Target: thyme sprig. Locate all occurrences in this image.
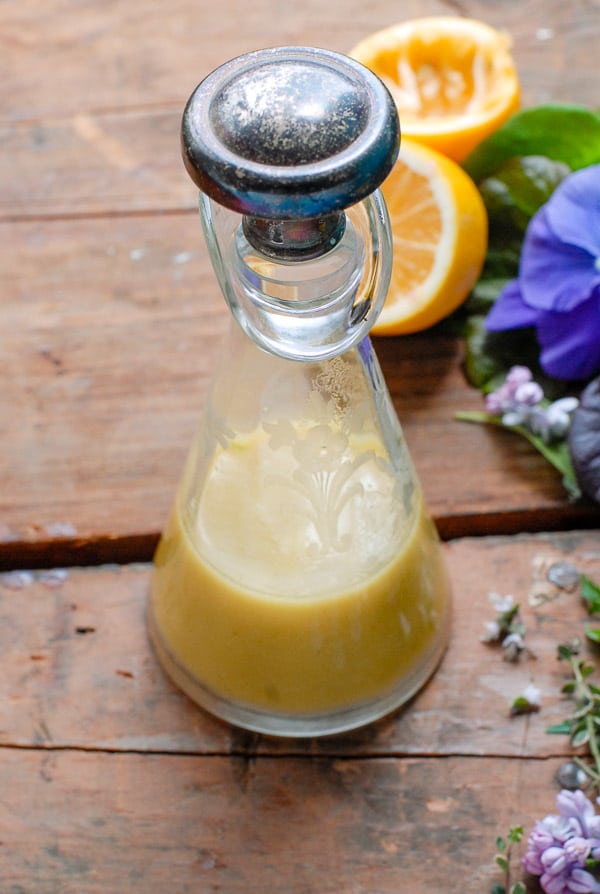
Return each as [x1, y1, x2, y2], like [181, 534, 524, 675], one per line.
[545, 577, 600, 792]
[492, 827, 526, 894]
[490, 572, 600, 893]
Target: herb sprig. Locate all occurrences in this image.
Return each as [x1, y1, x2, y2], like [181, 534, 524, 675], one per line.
[546, 640, 600, 788]
[492, 827, 526, 894]
[490, 572, 600, 893]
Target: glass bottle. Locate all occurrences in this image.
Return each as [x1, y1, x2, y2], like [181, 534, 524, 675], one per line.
[149, 47, 451, 737]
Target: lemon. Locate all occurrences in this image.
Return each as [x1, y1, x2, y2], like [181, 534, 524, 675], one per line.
[373, 138, 487, 336]
[350, 17, 520, 162]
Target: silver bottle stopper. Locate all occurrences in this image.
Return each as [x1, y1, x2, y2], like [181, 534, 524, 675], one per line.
[181, 46, 400, 260]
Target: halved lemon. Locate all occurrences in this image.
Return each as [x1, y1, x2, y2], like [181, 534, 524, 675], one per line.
[373, 137, 487, 336]
[350, 17, 520, 162]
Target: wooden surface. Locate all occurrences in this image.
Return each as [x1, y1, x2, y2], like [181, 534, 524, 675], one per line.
[2, 0, 600, 891]
[3, 0, 600, 567]
[2, 533, 600, 892]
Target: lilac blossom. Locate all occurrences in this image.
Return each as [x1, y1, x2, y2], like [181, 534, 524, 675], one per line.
[485, 366, 540, 416]
[556, 790, 600, 841]
[523, 790, 600, 893]
[489, 592, 516, 614]
[485, 366, 578, 441]
[521, 683, 541, 708]
[529, 397, 580, 441]
[486, 164, 600, 382]
[502, 631, 526, 662]
[480, 592, 516, 642]
[480, 619, 501, 642]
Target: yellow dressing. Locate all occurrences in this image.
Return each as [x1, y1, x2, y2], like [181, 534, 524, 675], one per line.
[151, 427, 450, 719]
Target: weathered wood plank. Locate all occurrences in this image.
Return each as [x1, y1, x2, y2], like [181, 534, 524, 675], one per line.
[0, 109, 196, 220]
[0, 215, 225, 563]
[2, 4, 600, 892]
[3, 0, 595, 122]
[1, 216, 598, 565]
[0, 749, 572, 894]
[2, 0, 600, 554]
[1, 530, 598, 756]
[2, 0, 599, 219]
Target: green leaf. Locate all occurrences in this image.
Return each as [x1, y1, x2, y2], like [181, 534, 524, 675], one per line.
[492, 885, 507, 894]
[463, 104, 600, 182]
[546, 721, 573, 735]
[571, 726, 590, 747]
[511, 695, 539, 716]
[495, 855, 509, 871]
[513, 428, 580, 499]
[479, 155, 570, 234]
[461, 316, 544, 392]
[585, 625, 600, 645]
[462, 316, 506, 390]
[496, 836, 507, 852]
[461, 277, 513, 317]
[454, 412, 581, 499]
[480, 242, 522, 281]
[562, 680, 576, 694]
[507, 826, 524, 843]
[573, 703, 594, 721]
[473, 156, 570, 305]
[582, 575, 600, 614]
[511, 883, 527, 894]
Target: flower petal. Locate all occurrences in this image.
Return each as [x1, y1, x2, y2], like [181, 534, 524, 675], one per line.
[569, 868, 600, 894]
[536, 291, 600, 381]
[545, 164, 600, 258]
[520, 208, 600, 312]
[485, 280, 539, 331]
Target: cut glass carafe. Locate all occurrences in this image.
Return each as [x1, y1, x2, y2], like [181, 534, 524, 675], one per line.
[149, 47, 451, 737]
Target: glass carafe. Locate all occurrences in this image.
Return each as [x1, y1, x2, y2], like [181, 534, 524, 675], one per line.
[149, 47, 451, 737]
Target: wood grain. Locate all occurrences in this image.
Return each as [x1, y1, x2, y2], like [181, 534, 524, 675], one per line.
[2, 0, 600, 562]
[3, 3, 600, 891]
[2, 0, 597, 122]
[2, 214, 598, 567]
[2, 0, 599, 221]
[0, 749, 566, 894]
[1, 530, 598, 757]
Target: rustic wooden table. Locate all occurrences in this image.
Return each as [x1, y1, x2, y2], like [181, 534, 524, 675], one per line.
[2, 0, 600, 891]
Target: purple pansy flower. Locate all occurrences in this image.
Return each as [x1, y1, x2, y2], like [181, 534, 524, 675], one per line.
[486, 164, 600, 382]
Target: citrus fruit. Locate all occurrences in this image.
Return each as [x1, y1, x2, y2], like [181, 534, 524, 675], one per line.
[372, 137, 487, 336]
[350, 17, 520, 162]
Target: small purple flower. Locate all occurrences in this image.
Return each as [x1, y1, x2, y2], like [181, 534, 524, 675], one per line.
[524, 817, 573, 874]
[523, 790, 600, 893]
[502, 631, 526, 661]
[489, 592, 516, 613]
[485, 365, 537, 415]
[530, 397, 580, 441]
[557, 790, 600, 840]
[485, 366, 578, 441]
[485, 365, 544, 426]
[480, 619, 501, 642]
[486, 164, 600, 382]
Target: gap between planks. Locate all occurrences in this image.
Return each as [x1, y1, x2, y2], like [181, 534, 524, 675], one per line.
[2, 507, 599, 571]
[0, 741, 573, 763]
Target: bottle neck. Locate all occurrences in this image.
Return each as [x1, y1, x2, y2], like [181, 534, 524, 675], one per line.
[199, 191, 392, 362]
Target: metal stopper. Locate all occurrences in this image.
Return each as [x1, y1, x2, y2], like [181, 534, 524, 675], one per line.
[181, 46, 399, 259]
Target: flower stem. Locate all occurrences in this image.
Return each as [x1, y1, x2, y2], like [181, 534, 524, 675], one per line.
[587, 713, 600, 784]
[567, 653, 600, 790]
